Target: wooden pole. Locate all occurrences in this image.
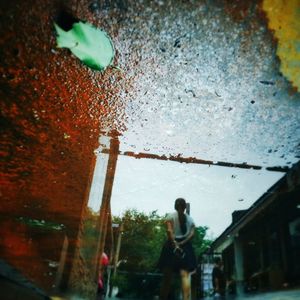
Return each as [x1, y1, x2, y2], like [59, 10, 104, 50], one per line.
[113, 223, 124, 276]
[108, 223, 124, 297]
[188, 203, 198, 300]
[186, 202, 190, 215]
[97, 133, 119, 274]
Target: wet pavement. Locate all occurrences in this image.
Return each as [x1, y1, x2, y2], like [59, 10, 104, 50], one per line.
[102, 289, 300, 300]
[1, 0, 300, 299]
[44, 287, 300, 299]
[203, 289, 300, 300]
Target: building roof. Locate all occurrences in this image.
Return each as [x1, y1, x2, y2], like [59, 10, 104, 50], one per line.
[210, 161, 300, 252]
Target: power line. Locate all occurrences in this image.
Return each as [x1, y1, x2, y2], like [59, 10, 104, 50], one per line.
[101, 149, 289, 172]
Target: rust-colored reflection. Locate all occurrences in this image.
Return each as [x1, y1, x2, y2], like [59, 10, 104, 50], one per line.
[0, 0, 124, 297]
[0, 217, 67, 291]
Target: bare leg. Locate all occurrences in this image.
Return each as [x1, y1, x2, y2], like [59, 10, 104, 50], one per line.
[160, 268, 172, 300]
[180, 269, 191, 300]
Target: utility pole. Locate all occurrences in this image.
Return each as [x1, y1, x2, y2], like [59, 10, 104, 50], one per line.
[186, 202, 190, 215]
[108, 223, 124, 297]
[188, 202, 198, 300]
[113, 223, 124, 276]
[96, 131, 119, 282]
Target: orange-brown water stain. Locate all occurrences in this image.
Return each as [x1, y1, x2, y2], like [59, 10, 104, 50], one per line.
[221, 0, 299, 94]
[221, 0, 269, 48]
[0, 0, 129, 292]
[222, 0, 257, 23]
[0, 217, 67, 290]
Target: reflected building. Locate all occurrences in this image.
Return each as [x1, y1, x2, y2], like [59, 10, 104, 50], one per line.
[0, 130, 119, 299]
[209, 161, 300, 296]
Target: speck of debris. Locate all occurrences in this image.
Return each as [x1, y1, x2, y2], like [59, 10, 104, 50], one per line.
[184, 89, 196, 97]
[259, 80, 275, 85]
[174, 38, 181, 48]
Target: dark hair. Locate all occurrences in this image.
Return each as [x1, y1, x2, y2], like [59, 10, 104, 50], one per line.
[174, 198, 187, 235]
[174, 198, 187, 211]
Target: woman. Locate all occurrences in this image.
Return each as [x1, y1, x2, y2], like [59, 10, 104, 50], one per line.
[158, 198, 197, 300]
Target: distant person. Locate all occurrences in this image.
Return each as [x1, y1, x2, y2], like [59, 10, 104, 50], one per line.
[212, 257, 226, 298]
[158, 198, 197, 300]
[97, 252, 109, 300]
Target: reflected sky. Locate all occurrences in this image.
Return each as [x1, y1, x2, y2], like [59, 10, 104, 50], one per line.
[109, 155, 284, 238]
[86, 0, 299, 240]
[100, 0, 300, 236]
[106, 0, 300, 168]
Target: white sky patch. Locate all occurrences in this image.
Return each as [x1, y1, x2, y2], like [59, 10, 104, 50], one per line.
[109, 155, 284, 239]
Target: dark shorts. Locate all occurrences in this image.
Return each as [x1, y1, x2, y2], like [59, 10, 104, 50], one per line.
[157, 239, 197, 273]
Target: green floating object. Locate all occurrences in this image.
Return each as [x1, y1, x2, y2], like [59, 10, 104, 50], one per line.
[54, 21, 115, 71]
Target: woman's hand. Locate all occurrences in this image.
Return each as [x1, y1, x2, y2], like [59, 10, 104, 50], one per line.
[172, 240, 179, 247]
[177, 240, 184, 246]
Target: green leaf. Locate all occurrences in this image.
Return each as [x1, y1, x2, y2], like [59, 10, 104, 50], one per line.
[54, 21, 115, 71]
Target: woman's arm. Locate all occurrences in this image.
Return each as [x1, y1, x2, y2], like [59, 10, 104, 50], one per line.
[166, 220, 174, 240]
[166, 219, 178, 247]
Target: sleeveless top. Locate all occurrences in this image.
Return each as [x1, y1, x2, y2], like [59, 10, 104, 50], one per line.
[166, 211, 195, 239]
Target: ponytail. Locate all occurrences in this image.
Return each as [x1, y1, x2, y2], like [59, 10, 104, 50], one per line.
[178, 211, 187, 235]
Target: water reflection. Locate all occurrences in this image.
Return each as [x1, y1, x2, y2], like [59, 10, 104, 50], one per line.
[0, 216, 68, 295]
[1, 0, 300, 299]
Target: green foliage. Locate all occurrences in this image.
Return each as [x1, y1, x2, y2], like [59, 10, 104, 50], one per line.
[192, 226, 212, 257]
[112, 209, 212, 298]
[54, 21, 115, 71]
[113, 209, 166, 272]
[111, 273, 128, 291]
